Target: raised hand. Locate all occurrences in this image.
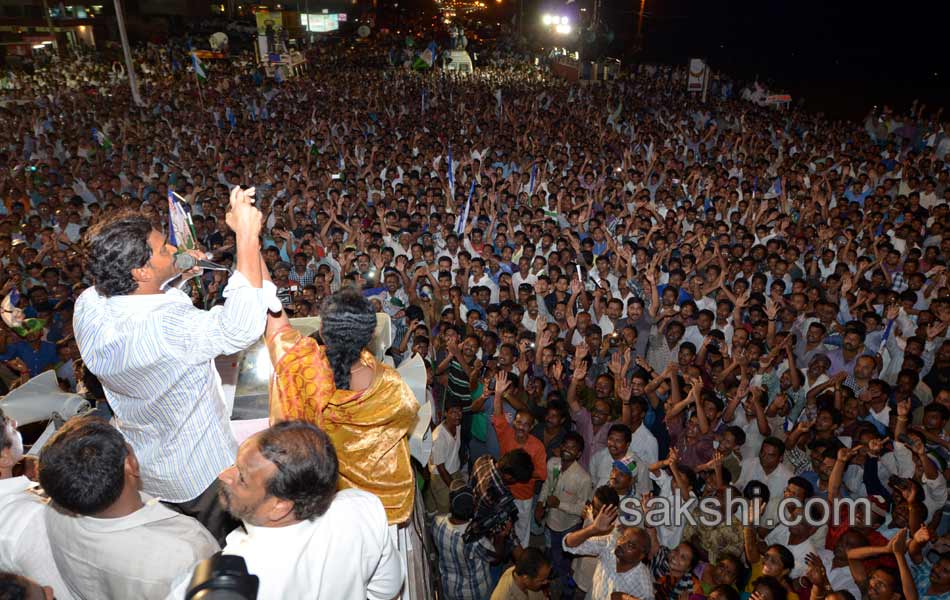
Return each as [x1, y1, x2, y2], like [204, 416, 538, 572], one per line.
[572, 359, 589, 382]
[495, 370, 512, 398]
[804, 552, 828, 586]
[888, 528, 908, 555]
[592, 504, 618, 534]
[609, 351, 624, 376]
[617, 375, 632, 402]
[912, 524, 932, 546]
[226, 186, 262, 240]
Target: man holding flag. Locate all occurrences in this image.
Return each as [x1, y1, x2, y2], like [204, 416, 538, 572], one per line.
[73, 186, 280, 543]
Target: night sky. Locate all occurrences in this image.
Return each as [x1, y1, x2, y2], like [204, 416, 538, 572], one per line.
[603, 0, 947, 120]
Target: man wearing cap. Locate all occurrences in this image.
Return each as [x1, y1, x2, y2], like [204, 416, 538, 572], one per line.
[432, 481, 498, 600]
[590, 424, 651, 495]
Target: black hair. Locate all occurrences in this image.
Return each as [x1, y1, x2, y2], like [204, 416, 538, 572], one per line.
[514, 547, 550, 578]
[497, 449, 534, 483]
[787, 476, 814, 499]
[562, 431, 585, 453]
[924, 403, 949, 420]
[761, 436, 786, 456]
[607, 423, 633, 444]
[83, 210, 153, 297]
[743, 480, 771, 503]
[318, 289, 378, 389]
[0, 573, 32, 600]
[724, 425, 746, 446]
[38, 416, 127, 515]
[710, 585, 740, 600]
[257, 421, 339, 521]
[752, 576, 788, 600]
[593, 484, 620, 508]
[769, 544, 795, 571]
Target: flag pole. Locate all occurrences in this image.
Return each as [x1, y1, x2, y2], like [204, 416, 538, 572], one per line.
[194, 72, 205, 107]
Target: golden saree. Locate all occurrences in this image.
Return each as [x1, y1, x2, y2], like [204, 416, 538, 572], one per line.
[267, 326, 420, 525]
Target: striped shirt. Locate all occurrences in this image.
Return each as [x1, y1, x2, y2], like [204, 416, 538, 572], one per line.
[445, 359, 474, 410]
[432, 515, 493, 600]
[74, 272, 274, 502]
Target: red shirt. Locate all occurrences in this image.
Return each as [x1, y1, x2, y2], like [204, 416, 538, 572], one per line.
[492, 414, 547, 500]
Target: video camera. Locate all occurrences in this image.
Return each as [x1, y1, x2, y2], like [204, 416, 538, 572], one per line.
[185, 553, 259, 600]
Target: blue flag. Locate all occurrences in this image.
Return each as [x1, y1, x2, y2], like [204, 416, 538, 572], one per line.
[447, 146, 455, 198]
[455, 180, 476, 235]
[529, 163, 537, 194]
[226, 107, 236, 129]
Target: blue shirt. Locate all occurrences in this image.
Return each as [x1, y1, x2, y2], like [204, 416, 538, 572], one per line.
[0, 340, 58, 377]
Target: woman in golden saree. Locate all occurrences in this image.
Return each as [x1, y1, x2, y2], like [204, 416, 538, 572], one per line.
[266, 288, 419, 525]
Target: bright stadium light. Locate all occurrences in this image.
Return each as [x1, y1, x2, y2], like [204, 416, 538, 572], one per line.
[542, 14, 553, 25]
[555, 23, 571, 34]
[560, 15, 568, 24]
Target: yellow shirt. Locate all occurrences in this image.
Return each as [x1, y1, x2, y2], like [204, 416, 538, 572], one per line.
[490, 567, 546, 600]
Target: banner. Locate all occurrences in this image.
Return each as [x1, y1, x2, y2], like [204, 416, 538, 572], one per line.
[687, 58, 707, 92]
[765, 94, 792, 105]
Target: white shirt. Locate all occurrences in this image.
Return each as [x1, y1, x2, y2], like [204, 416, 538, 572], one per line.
[764, 524, 823, 578]
[921, 472, 948, 523]
[736, 458, 792, 528]
[169, 489, 403, 600]
[48, 494, 218, 600]
[0, 477, 74, 600]
[512, 271, 538, 290]
[566, 533, 655, 600]
[468, 273, 500, 304]
[629, 423, 659, 467]
[816, 549, 862, 600]
[538, 458, 593, 532]
[74, 272, 277, 502]
[430, 422, 461, 476]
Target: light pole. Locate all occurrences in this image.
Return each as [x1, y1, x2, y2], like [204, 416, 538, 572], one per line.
[40, 0, 60, 56]
[636, 0, 646, 40]
[113, 0, 143, 106]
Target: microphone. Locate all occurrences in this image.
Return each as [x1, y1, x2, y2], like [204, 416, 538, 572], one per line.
[174, 253, 231, 272]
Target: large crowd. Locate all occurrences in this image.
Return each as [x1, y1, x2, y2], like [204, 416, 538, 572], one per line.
[0, 27, 948, 600]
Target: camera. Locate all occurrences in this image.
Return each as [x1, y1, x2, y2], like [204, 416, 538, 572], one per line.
[185, 554, 259, 600]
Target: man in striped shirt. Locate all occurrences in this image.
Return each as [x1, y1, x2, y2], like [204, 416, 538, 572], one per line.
[74, 186, 277, 542]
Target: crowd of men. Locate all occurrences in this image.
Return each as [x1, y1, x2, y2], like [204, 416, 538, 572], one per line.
[0, 26, 949, 600]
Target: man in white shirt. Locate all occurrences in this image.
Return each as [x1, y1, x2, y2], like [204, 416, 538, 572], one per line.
[39, 416, 219, 600]
[170, 420, 404, 600]
[428, 404, 463, 514]
[736, 436, 793, 529]
[536, 433, 593, 595]
[74, 186, 277, 541]
[625, 397, 659, 467]
[564, 505, 655, 600]
[0, 411, 73, 600]
[468, 257, 500, 304]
